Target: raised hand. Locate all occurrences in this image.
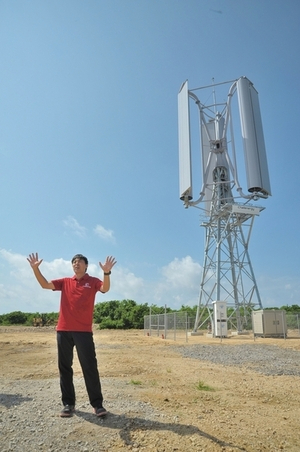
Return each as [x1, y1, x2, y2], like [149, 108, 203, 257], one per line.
[27, 252, 43, 269]
[99, 256, 117, 274]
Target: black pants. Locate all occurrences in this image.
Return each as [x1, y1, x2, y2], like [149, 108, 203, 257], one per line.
[57, 331, 103, 408]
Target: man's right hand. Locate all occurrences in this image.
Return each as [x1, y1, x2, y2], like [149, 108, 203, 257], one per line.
[27, 253, 43, 269]
[27, 253, 54, 289]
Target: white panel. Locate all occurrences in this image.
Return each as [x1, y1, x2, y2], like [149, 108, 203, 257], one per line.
[178, 81, 193, 200]
[231, 205, 261, 215]
[237, 77, 271, 196]
[212, 301, 227, 336]
[252, 310, 264, 334]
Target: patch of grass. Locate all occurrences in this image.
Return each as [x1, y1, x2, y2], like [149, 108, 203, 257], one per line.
[129, 379, 142, 386]
[195, 380, 215, 392]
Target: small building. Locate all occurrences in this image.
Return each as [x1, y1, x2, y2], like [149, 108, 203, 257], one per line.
[252, 309, 287, 338]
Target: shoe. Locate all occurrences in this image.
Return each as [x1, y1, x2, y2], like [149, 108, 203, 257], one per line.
[60, 404, 75, 417]
[94, 406, 108, 417]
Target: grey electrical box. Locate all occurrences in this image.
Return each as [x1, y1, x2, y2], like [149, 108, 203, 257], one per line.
[252, 310, 287, 337]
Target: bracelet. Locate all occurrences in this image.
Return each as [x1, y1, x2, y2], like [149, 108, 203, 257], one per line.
[104, 271, 111, 276]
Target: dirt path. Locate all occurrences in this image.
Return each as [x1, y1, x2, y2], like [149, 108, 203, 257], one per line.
[1, 326, 300, 451]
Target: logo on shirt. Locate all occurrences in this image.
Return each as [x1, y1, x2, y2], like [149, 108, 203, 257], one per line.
[83, 283, 91, 289]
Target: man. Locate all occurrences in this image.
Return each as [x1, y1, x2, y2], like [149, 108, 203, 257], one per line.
[27, 252, 117, 418]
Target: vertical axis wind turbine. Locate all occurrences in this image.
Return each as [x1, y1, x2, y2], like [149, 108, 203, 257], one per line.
[178, 77, 271, 334]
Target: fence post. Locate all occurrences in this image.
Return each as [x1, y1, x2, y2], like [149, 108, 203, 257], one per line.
[282, 310, 286, 340]
[164, 305, 167, 340]
[174, 312, 176, 341]
[185, 312, 188, 343]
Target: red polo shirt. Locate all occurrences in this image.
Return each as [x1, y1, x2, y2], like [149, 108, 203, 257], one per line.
[52, 274, 103, 332]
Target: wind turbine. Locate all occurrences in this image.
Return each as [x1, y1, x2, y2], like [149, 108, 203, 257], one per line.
[178, 77, 271, 335]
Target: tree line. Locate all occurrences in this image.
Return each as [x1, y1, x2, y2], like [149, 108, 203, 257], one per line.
[0, 300, 299, 329]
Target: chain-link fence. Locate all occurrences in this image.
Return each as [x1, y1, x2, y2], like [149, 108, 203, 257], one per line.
[286, 314, 300, 336]
[144, 312, 195, 342]
[144, 312, 300, 341]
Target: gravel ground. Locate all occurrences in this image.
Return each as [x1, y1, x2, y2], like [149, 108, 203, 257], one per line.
[0, 376, 169, 452]
[172, 343, 300, 376]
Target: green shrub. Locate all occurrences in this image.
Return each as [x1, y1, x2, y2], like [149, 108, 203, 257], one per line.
[94, 299, 150, 329]
[4, 311, 28, 324]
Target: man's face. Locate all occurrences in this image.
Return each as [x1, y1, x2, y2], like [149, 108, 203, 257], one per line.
[72, 258, 88, 274]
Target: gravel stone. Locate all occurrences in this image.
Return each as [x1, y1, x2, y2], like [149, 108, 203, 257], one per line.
[171, 343, 300, 376]
[0, 376, 168, 452]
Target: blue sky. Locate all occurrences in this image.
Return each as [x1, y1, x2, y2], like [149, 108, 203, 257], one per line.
[0, 0, 299, 314]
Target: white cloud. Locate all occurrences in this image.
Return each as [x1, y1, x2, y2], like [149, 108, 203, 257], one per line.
[161, 256, 202, 289]
[152, 256, 202, 309]
[94, 224, 115, 243]
[62, 217, 115, 243]
[63, 216, 87, 238]
[103, 266, 145, 301]
[98, 256, 203, 310]
[0, 249, 63, 313]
